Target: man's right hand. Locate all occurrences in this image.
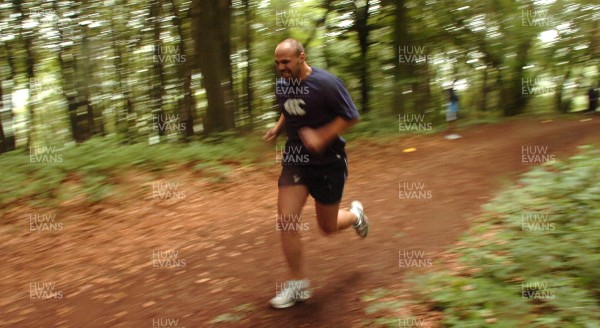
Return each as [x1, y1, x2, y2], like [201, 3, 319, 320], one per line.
[263, 128, 278, 144]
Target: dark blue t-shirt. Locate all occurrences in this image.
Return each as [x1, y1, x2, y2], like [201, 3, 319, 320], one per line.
[275, 67, 359, 165]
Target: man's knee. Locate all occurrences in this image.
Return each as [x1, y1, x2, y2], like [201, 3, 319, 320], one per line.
[318, 226, 336, 236]
[315, 202, 340, 236]
[317, 219, 337, 236]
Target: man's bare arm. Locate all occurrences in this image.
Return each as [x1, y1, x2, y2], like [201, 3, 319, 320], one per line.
[299, 116, 358, 154]
[263, 114, 286, 143]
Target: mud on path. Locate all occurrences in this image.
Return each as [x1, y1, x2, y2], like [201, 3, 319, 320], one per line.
[1, 116, 599, 328]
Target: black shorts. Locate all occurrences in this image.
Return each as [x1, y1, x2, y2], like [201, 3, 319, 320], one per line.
[278, 155, 348, 205]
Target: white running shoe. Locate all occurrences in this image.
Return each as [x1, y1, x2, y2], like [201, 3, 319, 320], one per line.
[269, 279, 311, 309]
[351, 201, 369, 238]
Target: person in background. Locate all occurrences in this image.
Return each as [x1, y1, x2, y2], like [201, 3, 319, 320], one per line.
[445, 84, 461, 140]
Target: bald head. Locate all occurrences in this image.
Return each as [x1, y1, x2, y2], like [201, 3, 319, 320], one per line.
[275, 38, 305, 56]
[274, 38, 310, 79]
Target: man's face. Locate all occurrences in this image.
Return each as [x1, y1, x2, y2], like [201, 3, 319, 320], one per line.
[274, 45, 304, 79]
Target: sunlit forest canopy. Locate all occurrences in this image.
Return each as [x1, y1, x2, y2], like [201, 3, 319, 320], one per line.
[0, 0, 597, 151]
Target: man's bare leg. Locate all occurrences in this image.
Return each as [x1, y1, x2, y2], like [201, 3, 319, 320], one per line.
[315, 202, 357, 235]
[278, 185, 309, 280]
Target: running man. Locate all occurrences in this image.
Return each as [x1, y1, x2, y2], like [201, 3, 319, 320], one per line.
[263, 38, 369, 309]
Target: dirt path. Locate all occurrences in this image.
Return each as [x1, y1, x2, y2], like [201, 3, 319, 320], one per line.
[1, 116, 599, 328]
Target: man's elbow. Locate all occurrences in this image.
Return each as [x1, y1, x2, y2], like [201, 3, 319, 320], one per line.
[346, 117, 359, 127]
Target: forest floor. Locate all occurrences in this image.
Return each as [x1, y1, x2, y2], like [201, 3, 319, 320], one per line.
[1, 114, 600, 328]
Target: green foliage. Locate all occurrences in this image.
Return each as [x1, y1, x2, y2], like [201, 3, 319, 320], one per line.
[0, 135, 263, 206]
[345, 113, 401, 140]
[359, 288, 406, 327]
[2, 0, 598, 152]
[360, 288, 392, 302]
[410, 145, 600, 326]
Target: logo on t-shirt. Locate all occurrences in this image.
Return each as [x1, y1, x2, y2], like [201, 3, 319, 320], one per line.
[284, 98, 306, 116]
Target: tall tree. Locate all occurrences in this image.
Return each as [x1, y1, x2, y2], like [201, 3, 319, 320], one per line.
[150, 0, 167, 136]
[243, 0, 254, 126]
[0, 81, 6, 153]
[169, 0, 195, 140]
[0, 23, 17, 153]
[190, 0, 235, 134]
[53, 0, 94, 143]
[15, 0, 37, 148]
[354, 0, 371, 113]
[109, 1, 134, 142]
[80, 24, 102, 137]
[388, 0, 413, 114]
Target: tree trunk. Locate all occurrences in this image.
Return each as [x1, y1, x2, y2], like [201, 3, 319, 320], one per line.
[0, 84, 6, 153]
[109, 2, 134, 142]
[419, 64, 433, 114]
[479, 67, 489, 112]
[191, 0, 236, 134]
[502, 40, 532, 116]
[150, 0, 166, 137]
[170, 0, 195, 140]
[555, 68, 572, 113]
[1, 35, 17, 152]
[53, 0, 87, 143]
[16, 0, 36, 149]
[390, 0, 412, 115]
[355, 0, 370, 113]
[244, 0, 254, 126]
[83, 31, 105, 137]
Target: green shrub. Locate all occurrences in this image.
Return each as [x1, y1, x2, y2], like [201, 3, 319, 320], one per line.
[411, 146, 600, 327]
[0, 135, 263, 206]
